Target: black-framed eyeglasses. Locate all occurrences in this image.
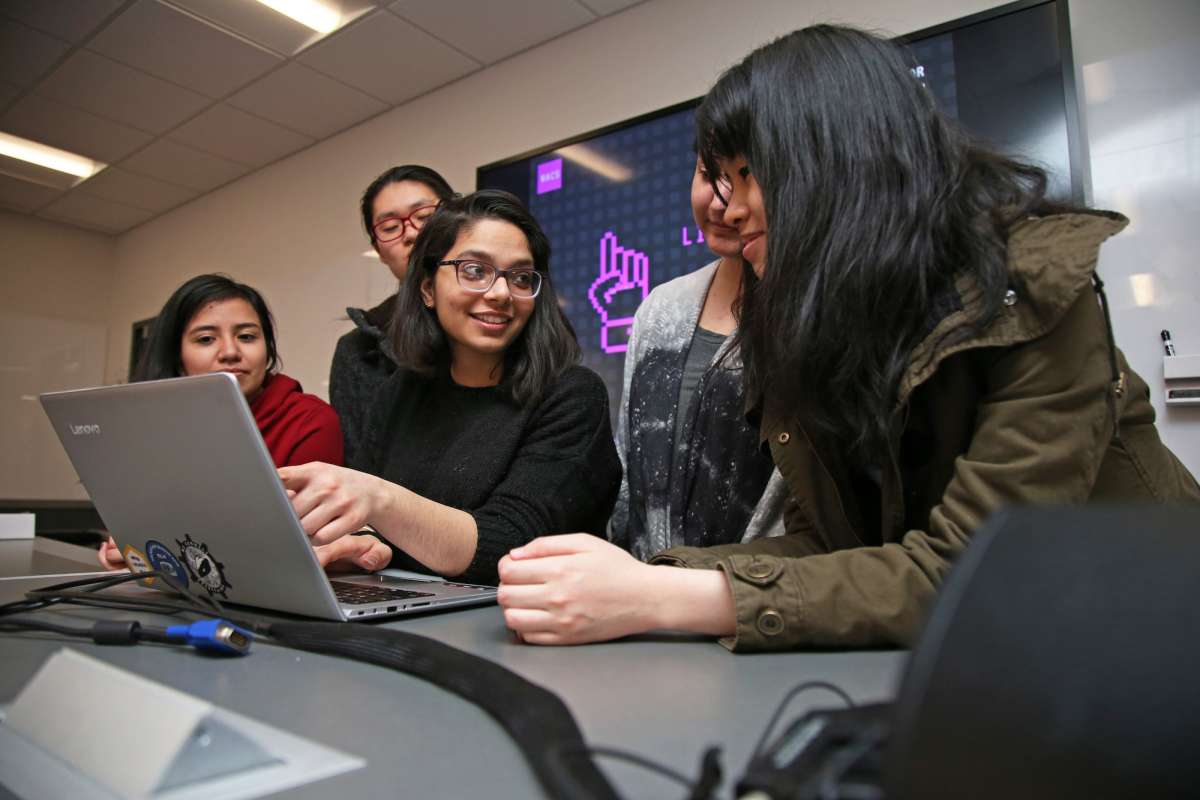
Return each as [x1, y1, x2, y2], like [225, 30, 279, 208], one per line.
[372, 204, 439, 243]
[437, 260, 544, 298]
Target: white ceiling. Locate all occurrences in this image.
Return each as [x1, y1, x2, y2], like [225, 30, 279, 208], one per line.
[0, 0, 644, 234]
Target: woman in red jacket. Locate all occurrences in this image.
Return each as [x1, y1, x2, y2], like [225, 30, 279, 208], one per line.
[98, 274, 386, 571]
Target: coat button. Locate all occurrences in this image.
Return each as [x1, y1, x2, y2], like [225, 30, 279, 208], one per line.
[1004, 289, 1018, 307]
[757, 610, 785, 636]
[777, 432, 791, 445]
[746, 561, 773, 579]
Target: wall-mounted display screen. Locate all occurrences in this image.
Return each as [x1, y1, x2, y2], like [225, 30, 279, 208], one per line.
[478, 0, 1082, 416]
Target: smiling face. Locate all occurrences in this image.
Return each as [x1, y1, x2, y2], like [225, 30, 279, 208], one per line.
[691, 157, 740, 259]
[371, 179, 442, 282]
[179, 297, 269, 401]
[717, 155, 768, 276]
[419, 218, 537, 386]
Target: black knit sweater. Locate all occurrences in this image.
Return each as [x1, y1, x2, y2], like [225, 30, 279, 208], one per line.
[358, 364, 622, 584]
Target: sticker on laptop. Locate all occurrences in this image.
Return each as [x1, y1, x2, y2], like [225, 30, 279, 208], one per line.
[176, 534, 232, 599]
[146, 539, 188, 589]
[120, 544, 155, 587]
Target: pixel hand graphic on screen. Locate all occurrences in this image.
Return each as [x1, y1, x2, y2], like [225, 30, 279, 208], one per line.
[588, 231, 650, 354]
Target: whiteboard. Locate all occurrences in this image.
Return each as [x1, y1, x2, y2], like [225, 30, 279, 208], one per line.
[0, 311, 108, 500]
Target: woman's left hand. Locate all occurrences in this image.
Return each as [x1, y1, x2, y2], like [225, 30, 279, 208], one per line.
[314, 532, 393, 573]
[278, 463, 387, 546]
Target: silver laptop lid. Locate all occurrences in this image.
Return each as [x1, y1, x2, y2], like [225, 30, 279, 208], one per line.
[40, 373, 344, 619]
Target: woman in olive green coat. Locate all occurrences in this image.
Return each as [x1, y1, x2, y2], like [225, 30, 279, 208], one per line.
[495, 25, 1200, 651]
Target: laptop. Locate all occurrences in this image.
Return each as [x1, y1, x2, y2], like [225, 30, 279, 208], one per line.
[39, 372, 497, 620]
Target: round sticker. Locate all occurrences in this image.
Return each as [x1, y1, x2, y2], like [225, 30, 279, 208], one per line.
[145, 539, 188, 589]
[120, 544, 156, 587]
[176, 534, 231, 599]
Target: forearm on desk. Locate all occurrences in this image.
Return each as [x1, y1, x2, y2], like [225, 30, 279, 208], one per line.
[368, 481, 478, 577]
[646, 565, 736, 637]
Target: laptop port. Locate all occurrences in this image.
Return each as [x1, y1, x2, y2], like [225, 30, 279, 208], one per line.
[411, 602, 430, 608]
[387, 606, 397, 612]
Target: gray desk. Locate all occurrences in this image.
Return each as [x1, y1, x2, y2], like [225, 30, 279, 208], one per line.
[0, 537, 107, 580]
[0, 547, 906, 799]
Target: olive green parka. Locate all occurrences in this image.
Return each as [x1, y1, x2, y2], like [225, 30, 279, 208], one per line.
[652, 211, 1200, 651]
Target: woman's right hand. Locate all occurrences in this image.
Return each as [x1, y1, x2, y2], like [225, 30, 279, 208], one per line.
[278, 462, 388, 546]
[96, 536, 127, 571]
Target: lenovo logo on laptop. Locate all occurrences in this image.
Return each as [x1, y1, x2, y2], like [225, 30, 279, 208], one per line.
[68, 423, 101, 436]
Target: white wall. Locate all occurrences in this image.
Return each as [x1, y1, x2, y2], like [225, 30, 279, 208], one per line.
[9, 0, 1194, 500]
[1, 212, 115, 499]
[1072, 0, 1200, 474]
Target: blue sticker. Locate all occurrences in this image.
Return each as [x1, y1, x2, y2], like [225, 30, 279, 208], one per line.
[146, 539, 188, 588]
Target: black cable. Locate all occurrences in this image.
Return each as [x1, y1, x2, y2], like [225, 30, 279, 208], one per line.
[816, 725, 888, 800]
[750, 681, 857, 764]
[2, 616, 171, 646]
[584, 746, 696, 791]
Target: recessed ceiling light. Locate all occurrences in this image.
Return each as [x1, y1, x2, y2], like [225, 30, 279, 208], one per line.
[0, 131, 105, 179]
[362, 250, 378, 258]
[253, 0, 340, 34]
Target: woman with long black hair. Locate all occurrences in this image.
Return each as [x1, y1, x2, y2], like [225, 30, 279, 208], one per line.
[497, 25, 1199, 650]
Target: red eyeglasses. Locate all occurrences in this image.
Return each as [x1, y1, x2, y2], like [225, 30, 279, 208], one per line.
[372, 204, 439, 243]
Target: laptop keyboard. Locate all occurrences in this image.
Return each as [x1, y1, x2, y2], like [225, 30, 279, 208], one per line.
[331, 581, 437, 605]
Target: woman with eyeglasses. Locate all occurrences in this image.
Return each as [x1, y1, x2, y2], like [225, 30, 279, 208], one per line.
[330, 165, 455, 469]
[496, 25, 1199, 650]
[282, 190, 621, 584]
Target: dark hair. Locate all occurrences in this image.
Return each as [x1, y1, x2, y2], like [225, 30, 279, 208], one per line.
[134, 274, 279, 381]
[391, 190, 580, 406]
[697, 25, 1062, 465]
[360, 165, 455, 244]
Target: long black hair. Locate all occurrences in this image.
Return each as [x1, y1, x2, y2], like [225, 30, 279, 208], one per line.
[134, 274, 279, 381]
[697, 24, 1060, 465]
[391, 190, 581, 406]
[360, 164, 455, 244]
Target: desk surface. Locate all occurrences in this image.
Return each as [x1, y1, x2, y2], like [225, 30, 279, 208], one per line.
[0, 537, 107, 580]
[0, 546, 907, 799]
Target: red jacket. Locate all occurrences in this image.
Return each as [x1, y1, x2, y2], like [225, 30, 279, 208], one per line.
[250, 373, 343, 467]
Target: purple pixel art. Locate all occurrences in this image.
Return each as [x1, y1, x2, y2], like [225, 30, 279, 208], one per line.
[536, 158, 563, 194]
[588, 231, 650, 354]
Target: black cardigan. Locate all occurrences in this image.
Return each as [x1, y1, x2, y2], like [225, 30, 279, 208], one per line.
[358, 365, 622, 584]
[329, 296, 397, 471]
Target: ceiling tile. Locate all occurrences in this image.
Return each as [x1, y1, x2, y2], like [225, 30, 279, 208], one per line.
[0, 19, 71, 88]
[1, 94, 154, 163]
[575, 0, 644, 16]
[37, 50, 210, 134]
[299, 10, 479, 105]
[120, 138, 251, 193]
[390, 0, 593, 64]
[40, 191, 155, 233]
[166, 0, 324, 56]
[0, 173, 64, 212]
[168, 103, 314, 166]
[0, 0, 124, 44]
[228, 62, 386, 139]
[75, 166, 200, 213]
[88, 1, 282, 99]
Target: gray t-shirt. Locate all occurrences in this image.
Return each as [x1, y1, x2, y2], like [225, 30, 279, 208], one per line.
[674, 326, 728, 450]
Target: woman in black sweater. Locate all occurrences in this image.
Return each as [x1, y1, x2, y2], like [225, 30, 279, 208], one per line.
[281, 191, 621, 585]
